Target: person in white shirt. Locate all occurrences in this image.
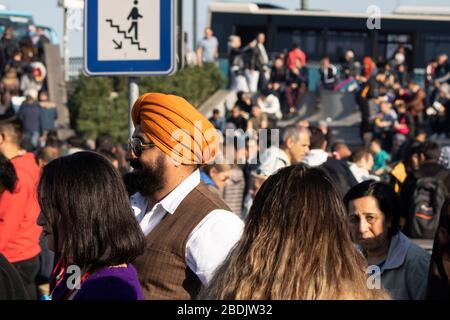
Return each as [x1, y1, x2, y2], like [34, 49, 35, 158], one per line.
[259, 125, 310, 175]
[349, 146, 380, 183]
[242, 125, 310, 218]
[303, 126, 329, 167]
[128, 93, 244, 299]
[257, 89, 283, 122]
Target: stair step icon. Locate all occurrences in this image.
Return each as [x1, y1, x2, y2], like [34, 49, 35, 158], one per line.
[106, 19, 148, 52]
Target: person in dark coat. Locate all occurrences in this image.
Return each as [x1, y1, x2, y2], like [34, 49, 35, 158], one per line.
[426, 197, 450, 300]
[0, 253, 29, 300]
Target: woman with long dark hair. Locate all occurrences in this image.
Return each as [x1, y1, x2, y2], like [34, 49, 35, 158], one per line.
[201, 164, 389, 299]
[37, 152, 145, 300]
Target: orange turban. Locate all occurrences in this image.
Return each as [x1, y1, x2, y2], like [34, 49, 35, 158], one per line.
[131, 93, 219, 165]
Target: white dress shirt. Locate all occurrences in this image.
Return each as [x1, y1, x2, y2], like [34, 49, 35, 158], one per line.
[349, 162, 381, 183]
[303, 149, 329, 167]
[130, 169, 244, 285]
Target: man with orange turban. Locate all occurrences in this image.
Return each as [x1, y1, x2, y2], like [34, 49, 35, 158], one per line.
[129, 93, 244, 300]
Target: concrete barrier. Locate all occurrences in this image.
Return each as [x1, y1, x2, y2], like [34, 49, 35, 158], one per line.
[199, 89, 364, 146]
[198, 89, 238, 119]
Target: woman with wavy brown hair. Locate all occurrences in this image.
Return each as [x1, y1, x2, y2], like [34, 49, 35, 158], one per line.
[200, 164, 389, 300]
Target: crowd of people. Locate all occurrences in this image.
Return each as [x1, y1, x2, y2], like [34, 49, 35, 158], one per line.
[0, 25, 56, 150]
[0, 25, 449, 301]
[1, 90, 449, 301]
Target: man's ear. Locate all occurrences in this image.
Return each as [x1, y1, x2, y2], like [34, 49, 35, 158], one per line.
[286, 137, 294, 149]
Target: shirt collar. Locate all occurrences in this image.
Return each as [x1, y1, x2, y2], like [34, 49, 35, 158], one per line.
[131, 169, 201, 216]
[382, 232, 410, 271]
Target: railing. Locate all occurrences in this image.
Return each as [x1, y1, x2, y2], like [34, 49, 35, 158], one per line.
[68, 56, 84, 79]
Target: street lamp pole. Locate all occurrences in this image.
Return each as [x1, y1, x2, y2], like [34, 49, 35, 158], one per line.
[301, 0, 309, 10]
[193, 0, 197, 51]
[63, 7, 70, 81]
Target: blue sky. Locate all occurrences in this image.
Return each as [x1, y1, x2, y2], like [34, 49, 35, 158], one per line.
[1, 0, 449, 57]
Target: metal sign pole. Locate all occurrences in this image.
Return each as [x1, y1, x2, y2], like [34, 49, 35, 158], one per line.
[128, 77, 139, 140]
[177, 0, 184, 71]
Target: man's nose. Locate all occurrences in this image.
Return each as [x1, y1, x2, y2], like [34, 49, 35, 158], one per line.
[126, 148, 136, 162]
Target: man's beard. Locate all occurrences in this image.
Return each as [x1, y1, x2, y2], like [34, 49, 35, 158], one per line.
[128, 155, 166, 198]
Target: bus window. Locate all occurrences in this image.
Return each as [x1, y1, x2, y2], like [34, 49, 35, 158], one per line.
[0, 14, 33, 40]
[424, 33, 450, 63]
[326, 31, 369, 62]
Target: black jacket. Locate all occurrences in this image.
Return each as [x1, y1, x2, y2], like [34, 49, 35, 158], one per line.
[250, 44, 269, 71]
[228, 44, 254, 76]
[427, 197, 450, 300]
[0, 253, 29, 300]
[321, 158, 358, 198]
[400, 162, 450, 234]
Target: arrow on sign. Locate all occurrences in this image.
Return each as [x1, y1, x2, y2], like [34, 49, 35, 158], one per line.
[113, 39, 122, 50]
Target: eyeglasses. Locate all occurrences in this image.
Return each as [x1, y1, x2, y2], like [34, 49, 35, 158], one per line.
[128, 138, 156, 157]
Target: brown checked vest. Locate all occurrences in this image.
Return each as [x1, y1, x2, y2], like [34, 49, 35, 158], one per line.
[132, 181, 231, 300]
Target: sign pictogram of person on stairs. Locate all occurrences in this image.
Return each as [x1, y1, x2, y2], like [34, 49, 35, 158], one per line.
[127, 0, 143, 41]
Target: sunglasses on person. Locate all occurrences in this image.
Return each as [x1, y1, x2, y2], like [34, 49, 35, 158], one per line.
[128, 138, 156, 157]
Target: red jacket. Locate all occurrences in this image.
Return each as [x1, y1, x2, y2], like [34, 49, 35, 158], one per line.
[288, 48, 306, 71]
[0, 152, 41, 263]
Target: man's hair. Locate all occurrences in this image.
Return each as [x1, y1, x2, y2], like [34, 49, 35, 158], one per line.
[281, 125, 309, 149]
[35, 145, 60, 164]
[281, 125, 300, 147]
[97, 149, 118, 163]
[407, 79, 417, 86]
[415, 126, 427, 138]
[351, 146, 370, 163]
[0, 115, 23, 146]
[0, 152, 17, 192]
[95, 133, 115, 152]
[291, 42, 300, 49]
[421, 141, 441, 162]
[309, 127, 326, 150]
[331, 141, 348, 153]
[370, 139, 382, 148]
[67, 135, 85, 149]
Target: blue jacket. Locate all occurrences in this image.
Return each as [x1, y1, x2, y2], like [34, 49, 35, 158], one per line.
[379, 232, 430, 300]
[17, 102, 41, 133]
